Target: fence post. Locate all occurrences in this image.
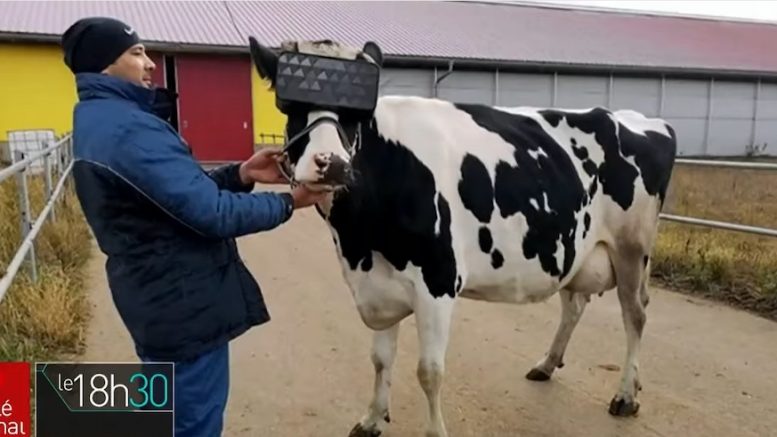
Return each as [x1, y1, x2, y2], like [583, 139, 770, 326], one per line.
[43, 142, 56, 221]
[13, 150, 38, 282]
[63, 136, 72, 191]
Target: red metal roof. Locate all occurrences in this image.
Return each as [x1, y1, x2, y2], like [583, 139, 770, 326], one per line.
[2, 1, 777, 75]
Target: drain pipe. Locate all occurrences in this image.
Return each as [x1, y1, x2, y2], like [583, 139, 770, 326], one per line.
[433, 60, 454, 97]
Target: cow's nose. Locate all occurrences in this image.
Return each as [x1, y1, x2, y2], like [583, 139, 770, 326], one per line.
[322, 154, 353, 185]
[314, 153, 330, 169]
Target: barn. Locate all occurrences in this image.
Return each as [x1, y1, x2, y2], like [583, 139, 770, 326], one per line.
[1, 0, 776, 161]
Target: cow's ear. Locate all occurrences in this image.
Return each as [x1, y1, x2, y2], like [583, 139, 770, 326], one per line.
[249, 36, 278, 87]
[362, 41, 383, 67]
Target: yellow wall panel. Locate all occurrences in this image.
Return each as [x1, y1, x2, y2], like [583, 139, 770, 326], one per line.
[250, 67, 286, 147]
[0, 43, 77, 142]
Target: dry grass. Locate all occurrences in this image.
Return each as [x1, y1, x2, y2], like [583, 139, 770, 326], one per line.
[0, 170, 93, 362]
[652, 163, 777, 320]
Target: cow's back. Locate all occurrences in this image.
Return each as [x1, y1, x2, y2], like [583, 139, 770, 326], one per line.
[330, 96, 676, 304]
[370, 97, 674, 299]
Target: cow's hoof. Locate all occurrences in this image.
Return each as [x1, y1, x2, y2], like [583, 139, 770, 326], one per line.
[525, 367, 552, 381]
[608, 396, 640, 417]
[348, 423, 382, 437]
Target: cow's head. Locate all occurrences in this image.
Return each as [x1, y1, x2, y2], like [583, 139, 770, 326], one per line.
[249, 37, 383, 192]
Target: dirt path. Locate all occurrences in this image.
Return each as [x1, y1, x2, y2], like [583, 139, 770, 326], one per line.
[82, 205, 777, 437]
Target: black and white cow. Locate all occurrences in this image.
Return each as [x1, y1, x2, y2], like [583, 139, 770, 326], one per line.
[249, 37, 677, 437]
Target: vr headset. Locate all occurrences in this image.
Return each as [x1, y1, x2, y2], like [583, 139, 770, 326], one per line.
[274, 50, 381, 120]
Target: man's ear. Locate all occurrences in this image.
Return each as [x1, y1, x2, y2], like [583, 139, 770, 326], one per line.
[249, 36, 278, 87]
[362, 41, 383, 67]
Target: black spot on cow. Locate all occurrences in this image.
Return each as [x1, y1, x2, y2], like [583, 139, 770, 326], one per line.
[459, 154, 494, 223]
[455, 275, 463, 293]
[479, 227, 493, 253]
[542, 111, 563, 128]
[542, 107, 638, 210]
[589, 177, 598, 199]
[491, 249, 504, 269]
[572, 143, 588, 160]
[543, 107, 676, 210]
[583, 212, 591, 238]
[618, 123, 677, 205]
[571, 143, 598, 177]
[457, 104, 586, 279]
[583, 160, 598, 177]
[327, 122, 457, 299]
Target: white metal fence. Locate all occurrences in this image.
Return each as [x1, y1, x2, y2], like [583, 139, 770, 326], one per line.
[0, 133, 774, 305]
[0, 133, 74, 303]
[660, 158, 777, 238]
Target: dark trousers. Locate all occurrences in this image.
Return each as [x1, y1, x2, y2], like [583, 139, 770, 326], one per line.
[141, 343, 230, 437]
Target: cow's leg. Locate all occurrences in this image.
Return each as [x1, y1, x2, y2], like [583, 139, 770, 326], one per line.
[526, 289, 588, 381]
[609, 248, 647, 417]
[349, 323, 400, 437]
[415, 295, 454, 437]
[528, 243, 613, 381]
[640, 257, 651, 308]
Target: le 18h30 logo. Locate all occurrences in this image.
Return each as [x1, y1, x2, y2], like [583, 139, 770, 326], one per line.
[0, 362, 30, 436]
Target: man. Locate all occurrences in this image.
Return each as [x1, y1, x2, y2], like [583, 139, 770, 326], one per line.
[61, 16, 325, 436]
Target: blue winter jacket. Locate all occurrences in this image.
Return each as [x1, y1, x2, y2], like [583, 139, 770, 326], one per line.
[71, 73, 293, 361]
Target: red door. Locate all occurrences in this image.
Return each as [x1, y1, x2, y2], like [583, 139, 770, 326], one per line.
[175, 54, 254, 162]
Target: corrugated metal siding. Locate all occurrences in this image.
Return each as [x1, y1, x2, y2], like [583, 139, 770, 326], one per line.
[662, 79, 709, 155]
[611, 77, 661, 117]
[373, 67, 770, 157]
[497, 73, 554, 107]
[379, 69, 435, 98]
[707, 81, 756, 155]
[556, 75, 608, 108]
[1, 1, 772, 157]
[437, 71, 495, 105]
[2, 1, 777, 74]
[753, 84, 777, 153]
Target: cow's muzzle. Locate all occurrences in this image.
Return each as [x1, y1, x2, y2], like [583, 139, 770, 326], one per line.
[276, 115, 361, 189]
[314, 153, 354, 186]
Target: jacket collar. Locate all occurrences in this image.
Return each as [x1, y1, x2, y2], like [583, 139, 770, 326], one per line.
[76, 72, 157, 113]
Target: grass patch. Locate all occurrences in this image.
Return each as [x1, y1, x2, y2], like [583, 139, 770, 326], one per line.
[652, 163, 777, 320]
[0, 168, 93, 362]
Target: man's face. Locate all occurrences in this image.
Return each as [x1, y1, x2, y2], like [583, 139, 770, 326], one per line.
[103, 43, 156, 88]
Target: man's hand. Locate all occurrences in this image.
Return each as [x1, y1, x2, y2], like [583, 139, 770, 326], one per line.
[290, 184, 328, 209]
[239, 148, 288, 185]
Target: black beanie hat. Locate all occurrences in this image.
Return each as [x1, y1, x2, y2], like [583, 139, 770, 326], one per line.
[61, 17, 141, 74]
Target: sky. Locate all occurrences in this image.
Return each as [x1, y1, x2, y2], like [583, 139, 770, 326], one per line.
[512, 0, 777, 22]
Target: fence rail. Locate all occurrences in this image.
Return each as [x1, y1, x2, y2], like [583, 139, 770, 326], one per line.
[673, 158, 777, 171]
[0, 134, 74, 303]
[659, 157, 777, 237]
[1, 139, 774, 304]
[256, 132, 285, 147]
